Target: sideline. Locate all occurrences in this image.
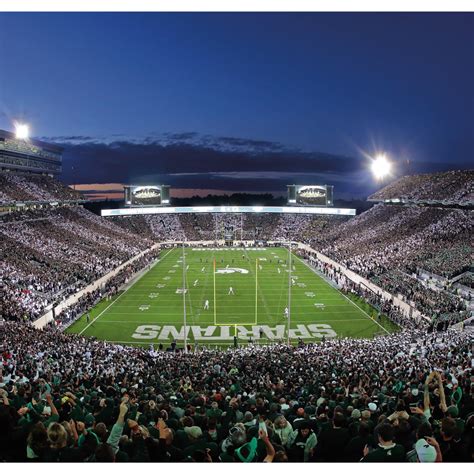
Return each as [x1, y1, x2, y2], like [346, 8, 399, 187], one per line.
[292, 253, 390, 335]
[78, 248, 174, 335]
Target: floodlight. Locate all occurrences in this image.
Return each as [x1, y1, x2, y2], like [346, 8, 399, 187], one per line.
[371, 154, 391, 180]
[15, 123, 30, 140]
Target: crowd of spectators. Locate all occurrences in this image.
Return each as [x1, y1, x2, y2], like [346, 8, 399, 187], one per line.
[368, 170, 474, 204]
[0, 172, 82, 204]
[373, 272, 467, 321]
[144, 215, 186, 242]
[107, 215, 155, 240]
[113, 213, 347, 244]
[53, 249, 160, 329]
[271, 214, 348, 244]
[0, 323, 472, 462]
[304, 204, 473, 321]
[302, 254, 427, 331]
[1, 206, 154, 322]
[177, 214, 216, 240]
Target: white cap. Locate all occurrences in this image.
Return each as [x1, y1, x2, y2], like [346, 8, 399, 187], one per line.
[415, 439, 437, 462]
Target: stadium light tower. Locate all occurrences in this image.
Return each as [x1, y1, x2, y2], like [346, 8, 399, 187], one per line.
[371, 153, 391, 180]
[15, 122, 30, 140]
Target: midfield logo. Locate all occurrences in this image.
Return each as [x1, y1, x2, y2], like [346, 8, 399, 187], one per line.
[215, 268, 249, 274]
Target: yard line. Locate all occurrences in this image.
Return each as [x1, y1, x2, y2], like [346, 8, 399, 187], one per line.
[90, 318, 371, 324]
[292, 253, 390, 335]
[78, 248, 174, 335]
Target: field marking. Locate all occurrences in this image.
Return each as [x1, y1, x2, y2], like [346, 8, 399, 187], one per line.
[78, 247, 388, 343]
[130, 289, 341, 294]
[106, 306, 359, 313]
[292, 253, 390, 335]
[77, 248, 174, 335]
[92, 311, 366, 317]
[89, 318, 371, 324]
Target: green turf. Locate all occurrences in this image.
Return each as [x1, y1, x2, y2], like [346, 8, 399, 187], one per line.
[67, 247, 398, 347]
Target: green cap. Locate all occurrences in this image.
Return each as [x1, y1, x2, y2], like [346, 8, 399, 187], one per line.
[446, 406, 459, 417]
[84, 413, 95, 427]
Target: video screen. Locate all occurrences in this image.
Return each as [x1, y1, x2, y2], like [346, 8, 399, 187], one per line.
[126, 186, 161, 206]
[288, 185, 333, 206]
[296, 185, 327, 205]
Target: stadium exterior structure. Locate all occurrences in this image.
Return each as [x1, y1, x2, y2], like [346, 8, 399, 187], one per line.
[0, 129, 63, 175]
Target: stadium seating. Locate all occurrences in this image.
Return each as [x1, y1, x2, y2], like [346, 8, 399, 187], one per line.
[0, 206, 153, 321]
[0, 170, 473, 463]
[0, 172, 83, 203]
[0, 323, 472, 462]
[368, 170, 474, 204]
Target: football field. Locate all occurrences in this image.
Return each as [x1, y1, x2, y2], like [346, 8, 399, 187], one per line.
[67, 247, 398, 346]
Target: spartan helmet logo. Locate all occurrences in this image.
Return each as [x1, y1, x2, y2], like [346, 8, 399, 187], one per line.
[215, 268, 249, 274]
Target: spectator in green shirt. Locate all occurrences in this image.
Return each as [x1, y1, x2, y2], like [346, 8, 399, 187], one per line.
[362, 423, 406, 462]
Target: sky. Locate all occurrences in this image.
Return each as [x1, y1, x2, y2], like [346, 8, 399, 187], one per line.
[0, 12, 473, 198]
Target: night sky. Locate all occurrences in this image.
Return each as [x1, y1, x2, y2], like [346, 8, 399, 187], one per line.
[0, 12, 473, 198]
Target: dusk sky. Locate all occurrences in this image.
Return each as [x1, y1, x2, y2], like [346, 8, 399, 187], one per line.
[0, 12, 473, 198]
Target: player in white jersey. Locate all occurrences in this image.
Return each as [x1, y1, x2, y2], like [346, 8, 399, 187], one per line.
[277, 267, 281, 274]
[284, 307, 289, 319]
[201, 266, 205, 272]
[193, 279, 199, 287]
[228, 286, 234, 295]
[204, 299, 209, 310]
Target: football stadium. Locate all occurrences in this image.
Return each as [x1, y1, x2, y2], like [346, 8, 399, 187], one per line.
[0, 10, 473, 468]
[1, 125, 473, 465]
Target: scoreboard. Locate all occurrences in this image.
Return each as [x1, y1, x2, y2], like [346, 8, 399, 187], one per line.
[124, 185, 170, 207]
[287, 185, 334, 206]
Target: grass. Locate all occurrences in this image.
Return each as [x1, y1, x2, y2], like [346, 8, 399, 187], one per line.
[67, 247, 398, 347]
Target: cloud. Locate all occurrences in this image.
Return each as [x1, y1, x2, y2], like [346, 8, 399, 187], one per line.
[163, 132, 199, 141]
[45, 132, 469, 198]
[215, 136, 287, 152]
